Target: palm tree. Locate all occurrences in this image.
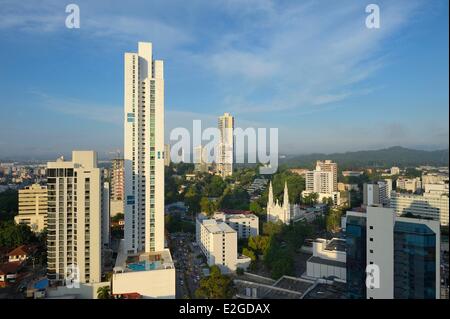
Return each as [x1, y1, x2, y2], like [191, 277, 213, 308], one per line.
[97, 285, 111, 299]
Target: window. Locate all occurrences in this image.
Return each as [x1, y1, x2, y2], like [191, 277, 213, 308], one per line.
[370, 238, 373, 242]
[369, 226, 373, 230]
[370, 249, 374, 253]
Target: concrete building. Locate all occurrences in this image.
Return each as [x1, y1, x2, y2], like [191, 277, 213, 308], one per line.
[194, 144, 209, 173]
[196, 218, 251, 273]
[14, 184, 47, 232]
[422, 173, 448, 185]
[267, 181, 302, 224]
[363, 180, 390, 207]
[306, 238, 346, 282]
[114, 42, 175, 298]
[315, 160, 338, 192]
[390, 167, 400, 175]
[200, 211, 259, 239]
[346, 206, 440, 299]
[164, 144, 171, 167]
[123, 42, 165, 254]
[303, 160, 340, 205]
[46, 151, 107, 285]
[110, 158, 124, 217]
[396, 177, 421, 193]
[216, 112, 234, 178]
[390, 190, 449, 226]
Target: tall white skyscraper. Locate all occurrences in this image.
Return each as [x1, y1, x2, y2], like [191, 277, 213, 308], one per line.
[113, 42, 175, 299]
[216, 112, 234, 178]
[46, 151, 105, 285]
[124, 42, 165, 254]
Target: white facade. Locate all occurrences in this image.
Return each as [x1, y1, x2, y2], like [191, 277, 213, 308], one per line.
[119, 42, 175, 298]
[124, 42, 165, 254]
[390, 167, 400, 175]
[304, 160, 340, 205]
[211, 212, 259, 239]
[267, 181, 302, 224]
[46, 151, 105, 284]
[15, 183, 47, 232]
[366, 206, 395, 299]
[390, 190, 449, 226]
[216, 112, 234, 178]
[112, 241, 175, 299]
[196, 218, 249, 273]
[396, 177, 421, 193]
[363, 180, 390, 207]
[346, 206, 441, 299]
[306, 238, 346, 282]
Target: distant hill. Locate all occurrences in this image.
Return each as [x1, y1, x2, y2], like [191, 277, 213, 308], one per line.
[281, 146, 449, 170]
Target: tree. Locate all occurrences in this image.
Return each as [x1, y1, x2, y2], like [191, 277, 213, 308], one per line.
[262, 221, 283, 237]
[204, 175, 226, 197]
[326, 207, 344, 233]
[218, 186, 250, 210]
[248, 235, 270, 255]
[97, 285, 111, 299]
[0, 189, 18, 221]
[185, 186, 201, 214]
[195, 265, 235, 299]
[249, 201, 262, 215]
[111, 213, 124, 223]
[242, 247, 256, 261]
[200, 197, 217, 216]
[0, 221, 36, 249]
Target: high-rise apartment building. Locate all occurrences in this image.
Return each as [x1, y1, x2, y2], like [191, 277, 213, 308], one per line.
[113, 42, 175, 299]
[46, 151, 107, 285]
[363, 180, 390, 207]
[346, 206, 440, 299]
[164, 144, 171, 167]
[316, 160, 338, 192]
[110, 158, 124, 217]
[123, 42, 165, 254]
[216, 112, 234, 178]
[14, 183, 48, 232]
[303, 160, 340, 205]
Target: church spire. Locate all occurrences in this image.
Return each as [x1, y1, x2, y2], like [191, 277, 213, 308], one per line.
[283, 181, 290, 209]
[268, 181, 274, 207]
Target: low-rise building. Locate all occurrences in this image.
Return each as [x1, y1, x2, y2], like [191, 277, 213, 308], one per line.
[14, 184, 47, 232]
[203, 211, 259, 239]
[112, 240, 175, 298]
[306, 238, 346, 282]
[390, 190, 449, 226]
[196, 218, 250, 273]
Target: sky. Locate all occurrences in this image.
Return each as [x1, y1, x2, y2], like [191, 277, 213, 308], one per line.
[0, 0, 448, 160]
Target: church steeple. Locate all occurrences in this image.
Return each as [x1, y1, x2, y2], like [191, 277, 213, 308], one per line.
[268, 181, 274, 207]
[283, 181, 290, 209]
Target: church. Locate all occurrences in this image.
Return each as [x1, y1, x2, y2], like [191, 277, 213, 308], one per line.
[266, 181, 301, 224]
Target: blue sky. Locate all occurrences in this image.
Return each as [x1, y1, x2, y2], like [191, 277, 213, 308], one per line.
[0, 0, 448, 159]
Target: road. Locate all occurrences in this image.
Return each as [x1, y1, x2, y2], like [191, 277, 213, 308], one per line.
[169, 232, 205, 299]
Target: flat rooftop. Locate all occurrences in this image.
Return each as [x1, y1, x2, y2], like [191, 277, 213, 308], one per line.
[325, 239, 346, 252]
[113, 240, 174, 274]
[202, 219, 236, 234]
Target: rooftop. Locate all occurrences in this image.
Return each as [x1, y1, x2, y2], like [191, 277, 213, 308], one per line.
[203, 220, 235, 234]
[113, 240, 174, 274]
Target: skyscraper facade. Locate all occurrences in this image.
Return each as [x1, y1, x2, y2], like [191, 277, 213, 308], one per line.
[216, 112, 234, 178]
[124, 42, 165, 254]
[46, 151, 105, 285]
[345, 206, 440, 299]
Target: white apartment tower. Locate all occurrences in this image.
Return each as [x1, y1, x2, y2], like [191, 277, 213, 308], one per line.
[316, 160, 338, 192]
[217, 112, 234, 177]
[46, 151, 105, 284]
[124, 42, 165, 254]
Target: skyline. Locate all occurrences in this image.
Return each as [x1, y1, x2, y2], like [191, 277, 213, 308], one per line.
[0, 0, 449, 159]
